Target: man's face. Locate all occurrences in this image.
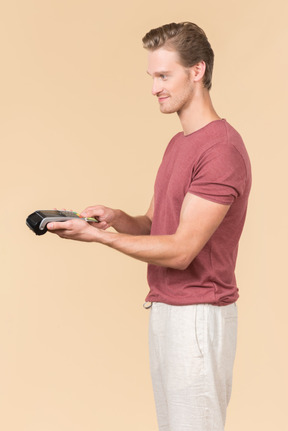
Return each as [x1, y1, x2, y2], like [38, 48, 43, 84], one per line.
[147, 48, 194, 115]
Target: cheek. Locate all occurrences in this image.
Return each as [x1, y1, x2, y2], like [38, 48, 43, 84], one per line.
[172, 76, 192, 95]
[179, 81, 194, 100]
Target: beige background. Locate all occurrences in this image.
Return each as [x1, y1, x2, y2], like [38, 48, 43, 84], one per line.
[1, 0, 287, 430]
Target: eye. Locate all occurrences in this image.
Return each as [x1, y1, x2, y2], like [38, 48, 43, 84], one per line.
[160, 74, 167, 80]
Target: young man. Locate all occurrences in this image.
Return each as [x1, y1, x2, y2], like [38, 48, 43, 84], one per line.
[48, 22, 251, 431]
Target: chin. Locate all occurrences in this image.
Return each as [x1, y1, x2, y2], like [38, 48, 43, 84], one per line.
[160, 106, 177, 114]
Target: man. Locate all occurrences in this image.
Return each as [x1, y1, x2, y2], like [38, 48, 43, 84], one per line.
[48, 22, 251, 431]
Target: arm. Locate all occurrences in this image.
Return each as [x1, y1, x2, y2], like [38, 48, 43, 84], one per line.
[80, 197, 154, 235]
[47, 193, 230, 270]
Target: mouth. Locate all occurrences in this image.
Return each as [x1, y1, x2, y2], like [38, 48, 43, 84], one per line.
[158, 95, 170, 103]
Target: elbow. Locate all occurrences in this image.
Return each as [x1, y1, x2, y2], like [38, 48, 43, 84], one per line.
[164, 235, 198, 270]
[174, 261, 191, 271]
[171, 253, 194, 271]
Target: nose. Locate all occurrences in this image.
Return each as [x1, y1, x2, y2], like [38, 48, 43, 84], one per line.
[151, 78, 163, 96]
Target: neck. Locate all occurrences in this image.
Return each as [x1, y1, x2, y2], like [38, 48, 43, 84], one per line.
[178, 86, 221, 135]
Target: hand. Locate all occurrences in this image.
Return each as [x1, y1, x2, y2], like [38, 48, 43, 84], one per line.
[81, 205, 116, 230]
[47, 218, 99, 242]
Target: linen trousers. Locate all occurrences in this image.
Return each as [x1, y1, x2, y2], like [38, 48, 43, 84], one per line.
[148, 302, 238, 431]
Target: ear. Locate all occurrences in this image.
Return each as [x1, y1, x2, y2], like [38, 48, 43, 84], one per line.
[190, 61, 206, 84]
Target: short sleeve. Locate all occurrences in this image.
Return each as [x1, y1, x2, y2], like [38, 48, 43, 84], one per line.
[188, 143, 247, 205]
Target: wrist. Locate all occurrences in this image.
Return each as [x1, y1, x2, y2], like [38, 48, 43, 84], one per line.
[113, 209, 122, 222]
[111, 209, 124, 230]
[93, 228, 115, 245]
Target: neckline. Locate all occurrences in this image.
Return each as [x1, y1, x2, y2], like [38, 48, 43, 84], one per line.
[182, 118, 226, 138]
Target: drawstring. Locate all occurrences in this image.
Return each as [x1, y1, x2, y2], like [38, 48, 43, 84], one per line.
[143, 302, 152, 309]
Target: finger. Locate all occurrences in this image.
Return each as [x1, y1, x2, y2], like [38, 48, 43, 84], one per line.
[81, 207, 105, 218]
[91, 221, 109, 229]
[47, 220, 73, 231]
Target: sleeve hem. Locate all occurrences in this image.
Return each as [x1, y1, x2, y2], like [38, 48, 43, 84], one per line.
[187, 191, 233, 206]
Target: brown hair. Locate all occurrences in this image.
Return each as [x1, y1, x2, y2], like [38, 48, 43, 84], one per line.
[142, 22, 214, 90]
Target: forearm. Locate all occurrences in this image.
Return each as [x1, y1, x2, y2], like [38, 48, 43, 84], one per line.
[96, 229, 190, 270]
[112, 210, 152, 235]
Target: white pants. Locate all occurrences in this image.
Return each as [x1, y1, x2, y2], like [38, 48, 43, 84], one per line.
[148, 302, 238, 431]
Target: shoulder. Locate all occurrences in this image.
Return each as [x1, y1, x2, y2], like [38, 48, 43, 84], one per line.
[199, 120, 251, 172]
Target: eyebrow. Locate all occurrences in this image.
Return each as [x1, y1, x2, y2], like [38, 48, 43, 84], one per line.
[146, 70, 170, 76]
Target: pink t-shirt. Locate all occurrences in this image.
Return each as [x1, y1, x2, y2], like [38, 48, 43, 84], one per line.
[146, 119, 252, 306]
